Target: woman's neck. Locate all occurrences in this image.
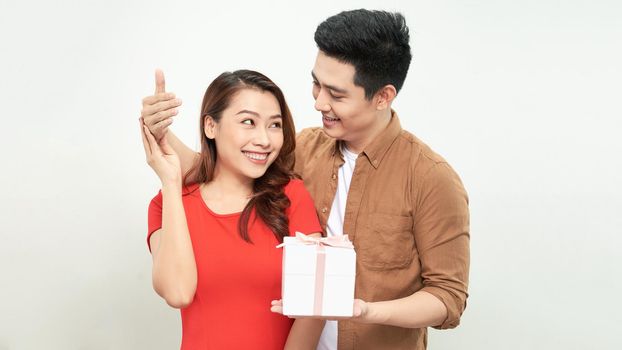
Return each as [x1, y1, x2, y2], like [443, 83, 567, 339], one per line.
[206, 164, 254, 199]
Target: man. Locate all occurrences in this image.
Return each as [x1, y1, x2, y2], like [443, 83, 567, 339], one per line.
[141, 9, 469, 350]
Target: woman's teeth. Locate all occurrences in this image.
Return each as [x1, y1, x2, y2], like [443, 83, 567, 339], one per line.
[243, 152, 268, 160]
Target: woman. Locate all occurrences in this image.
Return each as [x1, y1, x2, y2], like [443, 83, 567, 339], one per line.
[140, 70, 324, 349]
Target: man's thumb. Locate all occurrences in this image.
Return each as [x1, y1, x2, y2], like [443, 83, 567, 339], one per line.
[155, 69, 166, 94]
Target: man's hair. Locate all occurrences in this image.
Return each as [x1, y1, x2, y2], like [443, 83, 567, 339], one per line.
[314, 9, 412, 99]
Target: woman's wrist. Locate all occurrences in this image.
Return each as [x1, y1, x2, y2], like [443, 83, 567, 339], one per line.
[161, 181, 182, 195]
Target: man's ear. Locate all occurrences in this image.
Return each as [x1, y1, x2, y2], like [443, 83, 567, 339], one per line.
[204, 115, 217, 139]
[374, 84, 397, 110]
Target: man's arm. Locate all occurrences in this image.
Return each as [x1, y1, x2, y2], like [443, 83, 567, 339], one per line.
[141, 69, 199, 179]
[271, 289, 448, 328]
[341, 162, 469, 329]
[353, 291, 447, 328]
[406, 162, 470, 329]
[159, 131, 199, 180]
[271, 162, 469, 328]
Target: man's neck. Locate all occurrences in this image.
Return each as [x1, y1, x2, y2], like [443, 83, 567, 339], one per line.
[344, 109, 392, 154]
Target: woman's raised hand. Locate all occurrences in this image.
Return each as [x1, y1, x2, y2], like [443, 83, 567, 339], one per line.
[141, 121, 182, 188]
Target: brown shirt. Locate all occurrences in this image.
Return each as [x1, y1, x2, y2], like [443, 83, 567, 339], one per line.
[294, 111, 470, 350]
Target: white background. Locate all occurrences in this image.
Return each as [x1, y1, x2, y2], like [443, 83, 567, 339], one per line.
[1, 0, 620, 349]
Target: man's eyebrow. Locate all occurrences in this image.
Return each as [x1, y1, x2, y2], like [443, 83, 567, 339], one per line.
[236, 110, 282, 119]
[311, 71, 348, 94]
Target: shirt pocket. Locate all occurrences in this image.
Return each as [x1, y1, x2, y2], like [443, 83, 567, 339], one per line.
[356, 213, 414, 270]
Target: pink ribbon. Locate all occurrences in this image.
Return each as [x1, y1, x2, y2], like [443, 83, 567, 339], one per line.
[277, 232, 354, 249]
[278, 233, 353, 315]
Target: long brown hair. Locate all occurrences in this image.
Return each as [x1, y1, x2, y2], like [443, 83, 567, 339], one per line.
[184, 70, 296, 243]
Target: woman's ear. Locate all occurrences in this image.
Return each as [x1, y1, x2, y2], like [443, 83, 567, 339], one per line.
[204, 115, 216, 139]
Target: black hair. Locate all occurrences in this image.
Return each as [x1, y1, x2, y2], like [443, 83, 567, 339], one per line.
[314, 9, 412, 99]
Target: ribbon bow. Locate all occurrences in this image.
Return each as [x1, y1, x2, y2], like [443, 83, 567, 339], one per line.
[277, 232, 353, 248]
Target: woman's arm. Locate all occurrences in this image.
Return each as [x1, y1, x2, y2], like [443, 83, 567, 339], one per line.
[142, 123, 197, 308]
[149, 185, 197, 308]
[284, 318, 325, 350]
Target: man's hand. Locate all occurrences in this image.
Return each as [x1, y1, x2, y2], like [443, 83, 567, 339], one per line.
[140, 69, 182, 141]
[270, 299, 374, 323]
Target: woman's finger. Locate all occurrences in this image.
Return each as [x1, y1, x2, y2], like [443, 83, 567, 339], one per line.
[140, 119, 152, 156]
[143, 125, 162, 157]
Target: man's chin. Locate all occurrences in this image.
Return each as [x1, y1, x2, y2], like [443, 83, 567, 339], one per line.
[322, 125, 345, 139]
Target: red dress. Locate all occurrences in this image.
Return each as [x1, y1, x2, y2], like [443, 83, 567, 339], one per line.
[147, 179, 321, 349]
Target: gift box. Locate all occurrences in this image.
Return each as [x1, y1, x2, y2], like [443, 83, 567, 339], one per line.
[278, 233, 356, 317]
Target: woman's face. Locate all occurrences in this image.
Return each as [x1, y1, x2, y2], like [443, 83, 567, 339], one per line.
[206, 88, 284, 181]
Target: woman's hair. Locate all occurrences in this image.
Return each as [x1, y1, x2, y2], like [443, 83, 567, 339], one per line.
[184, 70, 296, 243]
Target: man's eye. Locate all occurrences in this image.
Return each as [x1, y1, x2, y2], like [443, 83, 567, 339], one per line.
[242, 119, 254, 125]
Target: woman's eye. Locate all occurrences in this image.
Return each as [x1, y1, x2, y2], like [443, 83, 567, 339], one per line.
[270, 122, 282, 128]
[242, 119, 254, 125]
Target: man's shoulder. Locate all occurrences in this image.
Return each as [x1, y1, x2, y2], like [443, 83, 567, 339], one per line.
[396, 129, 448, 167]
[395, 129, 465, 191]
[296, 127, 335, 156]
[297, 127, 330, 144]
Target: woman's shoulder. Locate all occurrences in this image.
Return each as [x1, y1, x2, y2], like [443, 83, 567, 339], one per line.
[150, 183, 201, 205]
[284, 178, 305, 193]
[283, 178, 313, 202]
[182, 183, 201, 196]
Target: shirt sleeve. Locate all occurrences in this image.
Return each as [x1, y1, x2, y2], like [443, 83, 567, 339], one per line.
[285, 179, 322, 236]
[414, 162, 470, 330]
[147, 190, 163, 253]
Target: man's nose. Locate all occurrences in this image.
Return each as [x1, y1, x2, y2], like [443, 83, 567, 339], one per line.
[314, 89, 331, 112]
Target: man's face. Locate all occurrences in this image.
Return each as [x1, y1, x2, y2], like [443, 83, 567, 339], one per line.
[311, 51, 380, 143]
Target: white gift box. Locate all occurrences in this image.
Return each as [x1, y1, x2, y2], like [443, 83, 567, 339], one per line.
[278, 233, 356, 317]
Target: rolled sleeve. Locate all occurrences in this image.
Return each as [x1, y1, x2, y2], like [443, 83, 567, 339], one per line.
[414, 162, 470, 329]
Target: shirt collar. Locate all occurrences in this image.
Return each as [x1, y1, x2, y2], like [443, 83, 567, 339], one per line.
[330, 110, 402, 169]
[361, 110, 402, 169]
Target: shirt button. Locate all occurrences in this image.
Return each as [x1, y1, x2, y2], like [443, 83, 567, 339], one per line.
[321, 207, 327, 213]
[332, 174, 337, 180]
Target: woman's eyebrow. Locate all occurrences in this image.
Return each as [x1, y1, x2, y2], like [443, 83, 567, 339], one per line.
[236, 110, 282, 119]
[235, 109, 259, 117]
